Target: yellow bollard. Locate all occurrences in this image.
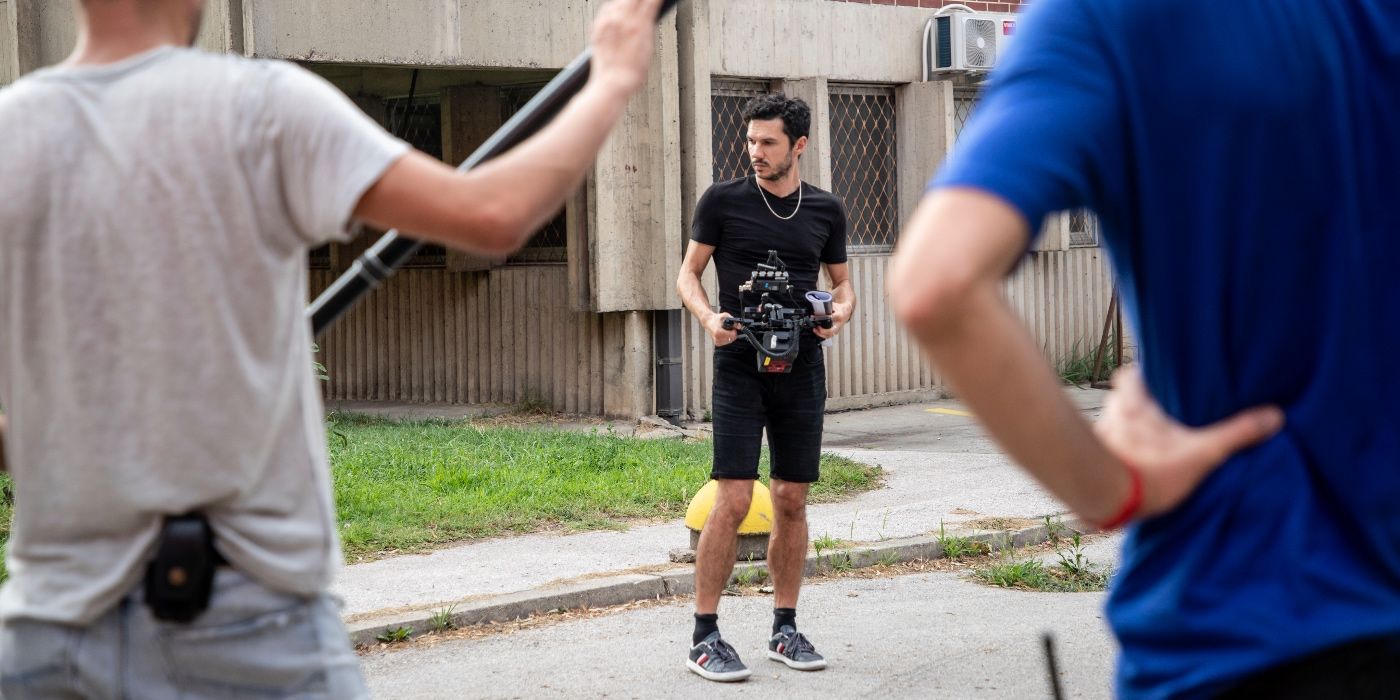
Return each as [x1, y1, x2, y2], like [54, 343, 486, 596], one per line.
[685, 480, 773, 560]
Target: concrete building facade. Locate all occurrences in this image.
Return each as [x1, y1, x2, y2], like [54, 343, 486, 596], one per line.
[2, 0, 1119, 419]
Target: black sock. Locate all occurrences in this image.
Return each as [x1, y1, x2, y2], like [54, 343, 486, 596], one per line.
[773, 608, 797, 635]
[693, 613, 720, 645]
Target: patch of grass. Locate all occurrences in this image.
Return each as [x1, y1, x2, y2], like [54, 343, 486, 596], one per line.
[973, 532, 1111, 593]
[0, 475, 10, 584]
[977, 559, 1055, 588]
[826, 552, 854, 573]
[328, 416, 882, 560]
[936, 522, 990, 560]
[808, 453, 884, 503]
[811, 533, 844, 553]
[1058, 339, 1119, 387]
[811, 533, 856, 573]
[429, 605, 458, 632]
[733, 564, 768, 588]
[876, 551, 901, 568]
[1045, 515, 1067, 546]
[375, 626, 413, 644]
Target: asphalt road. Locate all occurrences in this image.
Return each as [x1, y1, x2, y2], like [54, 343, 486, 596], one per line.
[360, 559, 1120, 699]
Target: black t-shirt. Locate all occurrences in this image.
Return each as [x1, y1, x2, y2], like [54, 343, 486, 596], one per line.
[691, 176, 848, 323]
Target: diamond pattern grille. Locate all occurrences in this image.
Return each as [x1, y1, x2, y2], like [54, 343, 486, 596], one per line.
[954, 88, 979, 139]
[954, 88, 1099, 248]
[1069, 210, 1100, 248]
[830, 84, 898, 250]
[710, 79, 770, 184]
[385, 94, 447, 267]
[501, 85, 568, 262]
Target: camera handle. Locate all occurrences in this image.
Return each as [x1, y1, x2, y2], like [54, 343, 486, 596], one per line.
[721, 315, 831, 358]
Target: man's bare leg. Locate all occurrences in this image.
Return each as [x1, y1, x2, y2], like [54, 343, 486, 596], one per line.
[694, 479, 753, 614]
[687, 478, 756, 682]
[768, 479, 810, 610]
[765, 478, 826, 670]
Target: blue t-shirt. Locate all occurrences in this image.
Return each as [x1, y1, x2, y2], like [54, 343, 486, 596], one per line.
[934, 0, 1400, 697]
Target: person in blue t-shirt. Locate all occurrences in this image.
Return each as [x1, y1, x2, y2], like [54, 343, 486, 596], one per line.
[889, 0, 1400, 697]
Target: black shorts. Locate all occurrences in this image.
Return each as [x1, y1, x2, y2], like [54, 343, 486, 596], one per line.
[710, 340, 826, 483]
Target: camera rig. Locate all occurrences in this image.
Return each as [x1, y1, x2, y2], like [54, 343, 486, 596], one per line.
[721, 250, 833, 373]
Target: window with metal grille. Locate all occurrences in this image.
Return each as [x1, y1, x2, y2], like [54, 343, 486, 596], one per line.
[385, 94, 448, 267]
[830, 84, 898, 251]
[501, 84, 568, 264]
[954, 87, 979, 139]
[1068, 210, 1100, 247]
[953, 87, 1100, 249]
[710, 79, 771, 184]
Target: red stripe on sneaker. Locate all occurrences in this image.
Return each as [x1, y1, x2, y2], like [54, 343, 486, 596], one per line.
[698, 653, 709, 666]
[777, 643, 785, 654]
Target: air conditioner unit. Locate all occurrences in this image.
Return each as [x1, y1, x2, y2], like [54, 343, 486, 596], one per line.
[923, 10, 1017, 78]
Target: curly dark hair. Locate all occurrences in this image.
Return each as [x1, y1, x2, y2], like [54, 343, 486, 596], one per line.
[740, 93, 811, 146]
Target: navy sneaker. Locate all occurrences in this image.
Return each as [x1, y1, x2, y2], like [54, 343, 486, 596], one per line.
[687, 631, 751, 682]
[767, 626, 827, 671]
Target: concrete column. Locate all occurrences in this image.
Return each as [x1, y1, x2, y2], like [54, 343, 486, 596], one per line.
[193, 0, 245, 55]
[895, 80, 955, 230]
[441, 86, 508, 273]
[676, 0, 720, 307]
[780, 78, 832, 192]
[10, 0, 61, 76]
[5, 0, 241, 81]
[590, 12, 683, 312]
[1, 1, 16, 86]
[602, 310, 654, 418]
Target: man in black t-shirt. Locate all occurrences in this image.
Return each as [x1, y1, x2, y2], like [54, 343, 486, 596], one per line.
[675, 94, 855, 682]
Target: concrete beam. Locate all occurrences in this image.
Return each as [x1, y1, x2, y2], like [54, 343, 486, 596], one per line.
[709, 0, 931, 84]
[5, 0, 245, 79]
[244, 0, 594, 68]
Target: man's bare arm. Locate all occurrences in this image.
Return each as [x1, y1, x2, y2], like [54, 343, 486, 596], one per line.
[676, 241, 740, 347]
[814, 262, 855, 340]
[354, 0, 662, 256]
[888, 188, 1281, 524]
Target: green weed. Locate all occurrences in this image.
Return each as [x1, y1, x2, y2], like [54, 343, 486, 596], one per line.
[973, 532, 1111, 593]
[429, 605, 458, 632]
[375, 626, 413, 644]
[936, 522, 989, 560]
[1058, 339, 1119, 387]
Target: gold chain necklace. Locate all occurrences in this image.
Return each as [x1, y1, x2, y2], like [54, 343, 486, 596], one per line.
[755, 176, 803, 221]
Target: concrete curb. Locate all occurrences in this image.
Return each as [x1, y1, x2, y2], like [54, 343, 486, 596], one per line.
[348, 515, 1094, 647]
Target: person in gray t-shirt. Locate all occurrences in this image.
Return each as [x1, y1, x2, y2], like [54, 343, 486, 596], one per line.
[0, 0, 661, 696]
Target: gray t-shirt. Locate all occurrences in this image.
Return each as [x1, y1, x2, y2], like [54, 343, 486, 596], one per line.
[0, 47, 408, 624]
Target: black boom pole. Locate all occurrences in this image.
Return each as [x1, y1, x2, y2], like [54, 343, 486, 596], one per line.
[309, 0, 682, 337]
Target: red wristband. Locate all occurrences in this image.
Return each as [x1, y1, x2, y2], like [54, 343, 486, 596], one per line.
[1094, 463, 1143, 531]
